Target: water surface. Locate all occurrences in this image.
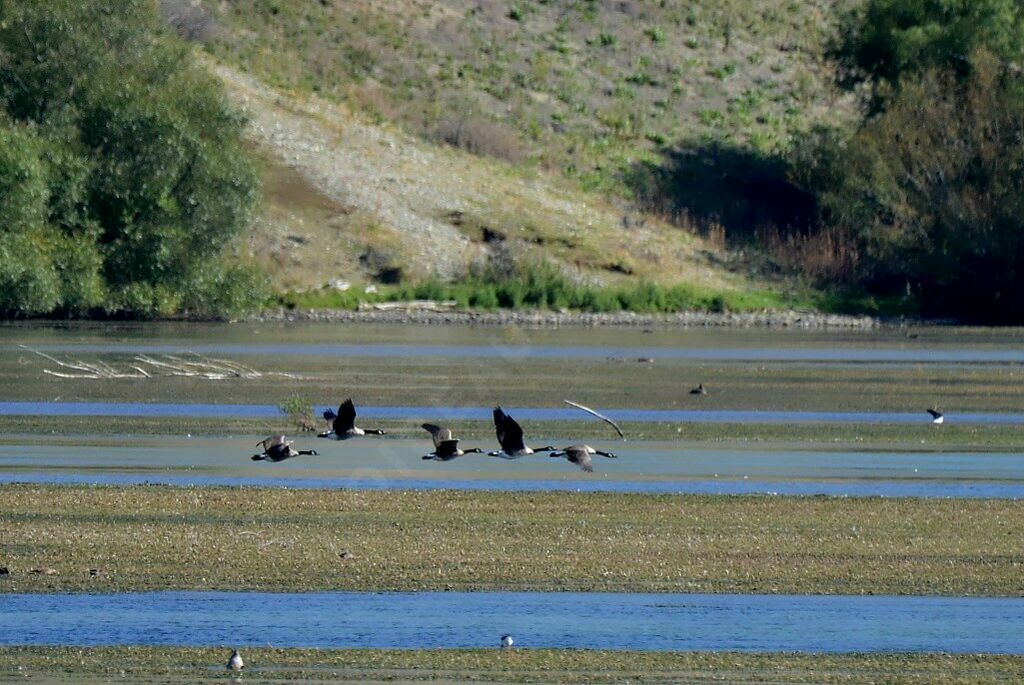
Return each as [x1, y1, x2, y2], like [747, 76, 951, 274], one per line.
[1, 438, 1022, 498]
[2, 591, 1022, 653]
[22, 342, 1024, 363]
[4, 401, 1023, 424]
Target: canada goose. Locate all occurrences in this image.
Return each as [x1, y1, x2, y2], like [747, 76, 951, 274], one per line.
[927, 408, 944, 424]
[489, 407, 554, 457]
[227, 649, 244, 671]
[549, 444, 618, 472]
[690, 383, 707, 395]
[500, 634, 514, 649]
[318, 399, 387, 439]
[252, 435, 319, 461]
[421, 423, 455, 448]
[421, 424, 482, 460]
[423, 439, 484, 461]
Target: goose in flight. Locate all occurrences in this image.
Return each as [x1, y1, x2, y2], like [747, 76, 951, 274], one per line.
[252, 435, 319, 461]
[421, 423, 483, 460]
[489, 407, 554, 458]
[421, 423, 455, 448]
[318, 399, 387, 439]
[690, 383, 707, 395]
[423, 439, 484, 461]
[549, 444, 618, 472]
[927, 408, 944, 424]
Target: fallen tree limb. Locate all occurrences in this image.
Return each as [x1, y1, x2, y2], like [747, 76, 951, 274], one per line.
[563, 399, 625, 440]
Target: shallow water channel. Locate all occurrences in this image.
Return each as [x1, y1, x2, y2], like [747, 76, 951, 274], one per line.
[2, 437, 1023, 498]
[2, 591, 1023, 653]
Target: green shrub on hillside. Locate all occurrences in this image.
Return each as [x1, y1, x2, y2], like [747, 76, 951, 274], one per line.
[0, 0, 260, 318]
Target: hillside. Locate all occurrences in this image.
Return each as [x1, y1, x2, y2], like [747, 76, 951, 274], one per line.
[168, 0, 854, 299]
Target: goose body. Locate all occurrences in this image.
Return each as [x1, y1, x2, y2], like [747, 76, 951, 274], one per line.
[423, 439, 483, 461]
[489, 407, 554, 458]
[927, 408, 944, 424]
[252, 435, 319, 461]
[690, 383, 706, 395]
[227, 649, 244, 671]
[319, 399, 387, 439]
[500, 634, 514, 649]
[421, 424, 482, 460]
[549, 444, 618, 472]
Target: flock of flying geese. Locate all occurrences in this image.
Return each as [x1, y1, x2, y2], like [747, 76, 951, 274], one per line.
[252, 399, 619, 472]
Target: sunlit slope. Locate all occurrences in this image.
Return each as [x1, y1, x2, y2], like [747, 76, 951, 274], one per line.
[217, 63, 771, 295]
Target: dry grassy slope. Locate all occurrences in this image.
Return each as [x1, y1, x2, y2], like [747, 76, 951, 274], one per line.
[218, 62, 768, 294]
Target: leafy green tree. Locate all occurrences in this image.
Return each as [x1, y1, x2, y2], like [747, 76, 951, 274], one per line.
[833, 0, 1024, 99]
[0, 0, 260, 317]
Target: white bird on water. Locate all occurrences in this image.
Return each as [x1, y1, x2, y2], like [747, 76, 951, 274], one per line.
[227, 649, 244, 671]
[500, 634, 514, 649]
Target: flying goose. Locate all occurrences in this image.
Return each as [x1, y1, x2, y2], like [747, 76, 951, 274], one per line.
[423, 439, 484, 461]
[421, 423, 455, 448]
[318, 399, 387, 439]
[252, 435, 319, 461]
[227, 649, 244, 671]
[549, 444, 618, 472]
[421, 424, 483, 460]
[690, 383, 707, 395]
[927, 408, 944, 424]
[489, 407, 554, 458]
[500, 634, 514, 649]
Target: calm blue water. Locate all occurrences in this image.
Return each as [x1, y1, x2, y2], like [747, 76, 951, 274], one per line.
[2, 591, 1022, 653]
[4, 401, 1022, 424]
[24, 342, 1024, 362]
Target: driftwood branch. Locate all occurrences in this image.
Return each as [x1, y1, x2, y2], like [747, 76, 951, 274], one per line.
[19, 344, 296, 380]
[563, 399, 625, 440]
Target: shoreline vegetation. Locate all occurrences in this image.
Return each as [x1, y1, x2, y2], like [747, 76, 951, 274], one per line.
[0, 647, 1022, 684]
[2, 485, 1022, 596]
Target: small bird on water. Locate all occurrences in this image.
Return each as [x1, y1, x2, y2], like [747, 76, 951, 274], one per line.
[927, 408, 944, 424]
[500, 634, 514, 649]
[227, 649, 244, 671]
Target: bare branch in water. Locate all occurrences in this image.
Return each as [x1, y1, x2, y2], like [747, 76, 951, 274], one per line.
[19, 344, 296, 380]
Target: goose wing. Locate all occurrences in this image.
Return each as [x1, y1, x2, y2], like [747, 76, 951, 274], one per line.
[421, 423, 454, 447]
[566, 446, 593, 472]
[927, 408, 942, 419]
[333, 399, 357, 432]
[257, 435, 289, 451]
[493, 406, 525, 452]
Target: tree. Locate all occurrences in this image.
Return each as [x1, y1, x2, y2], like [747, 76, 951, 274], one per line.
[832, 0, 1024, 102]
[0, 0, 262, 317]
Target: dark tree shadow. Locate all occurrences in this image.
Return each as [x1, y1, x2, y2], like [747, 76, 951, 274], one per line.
[625, 141, 817, 240]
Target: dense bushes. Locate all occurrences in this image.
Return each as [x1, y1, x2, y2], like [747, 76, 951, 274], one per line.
[790, 1, 1024, 322]
[0, 0, 266, 318]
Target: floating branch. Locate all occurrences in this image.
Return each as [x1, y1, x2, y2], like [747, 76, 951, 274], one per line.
[563, 399, 625, 440]
[19, 344, 296, 380]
